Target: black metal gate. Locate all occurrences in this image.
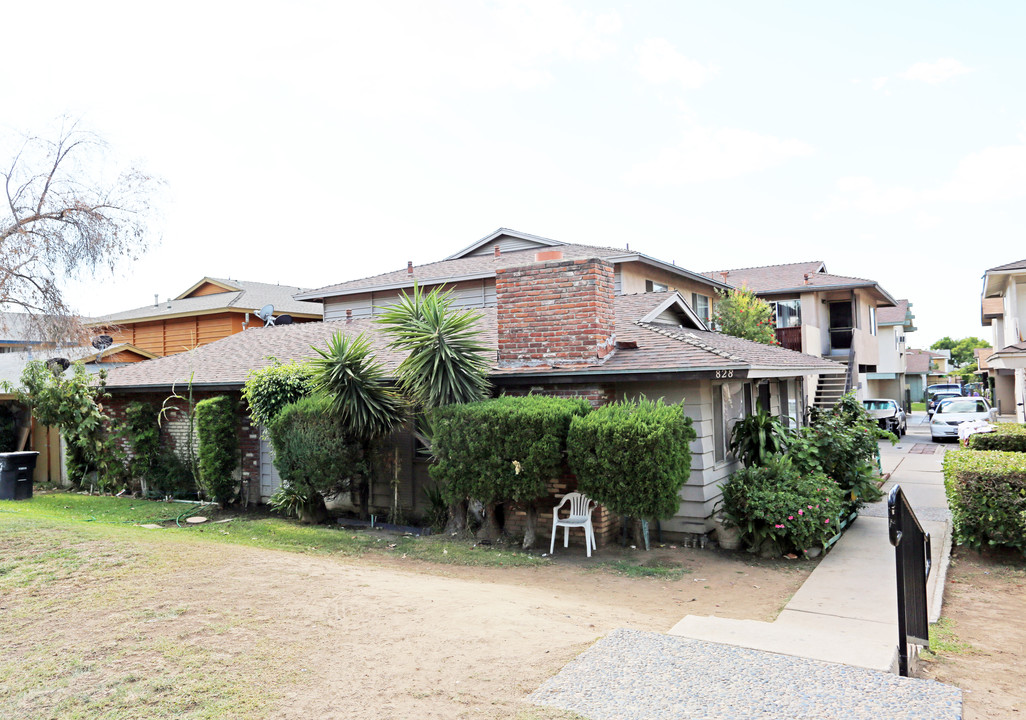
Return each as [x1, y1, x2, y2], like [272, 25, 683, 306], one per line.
[887, 484, 932, 676]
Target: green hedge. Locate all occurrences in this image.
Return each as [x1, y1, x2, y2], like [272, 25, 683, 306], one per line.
[430, 395, 591, 507]
[943, 449, 1026, 554]
[241, 360, 316, 427]
[195, 396, 240, 504]
[567, 399, 695, 520]
[267, 394, 367, 500]
[967, 423, 1026, 453]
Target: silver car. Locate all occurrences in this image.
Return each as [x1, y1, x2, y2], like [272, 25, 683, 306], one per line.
[929, 397, 997, 441]
[862, 398, 907, 436]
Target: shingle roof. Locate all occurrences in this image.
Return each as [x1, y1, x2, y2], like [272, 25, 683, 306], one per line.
[90, 278, 323, 325]
[104, 292, 843, 390]
[904, 349, 938, 374]
[877, 299, 912, 325]
[702, 261, 897, 306]
[986, 259, 1026, 273]
[295, 243, 730, 301]
[0, 343, 148, 387]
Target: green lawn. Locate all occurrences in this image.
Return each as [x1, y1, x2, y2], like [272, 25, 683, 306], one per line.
[911, 402, 926, 411]
[0, 491, 547, 568]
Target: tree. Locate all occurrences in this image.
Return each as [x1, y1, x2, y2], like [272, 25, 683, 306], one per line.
[930, 337, 991, 368]
[712, 286, 778, 345]
[1, 120, 163, 341]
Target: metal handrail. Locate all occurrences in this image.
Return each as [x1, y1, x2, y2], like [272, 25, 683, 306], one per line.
[844, 343, 856, 393]
[888, 484, 932, 676]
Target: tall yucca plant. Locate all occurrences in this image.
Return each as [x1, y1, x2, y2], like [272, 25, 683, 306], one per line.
[375, 284, 491, 409]
[310, 331, 406, 441]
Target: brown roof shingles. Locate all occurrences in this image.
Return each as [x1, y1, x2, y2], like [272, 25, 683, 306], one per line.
[104, 293, 842, 390]
[877, 299, 911, 325]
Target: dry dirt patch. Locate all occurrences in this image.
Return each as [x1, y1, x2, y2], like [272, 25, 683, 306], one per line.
[1, 527, 809, 719]
[918, 547, 1026, 720]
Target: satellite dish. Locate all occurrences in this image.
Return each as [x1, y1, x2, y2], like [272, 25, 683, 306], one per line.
[255, 304, 276, 326]
[274, 314, 293, 326]
[92, 335, 113, 351]
[46, 357, 71, 375]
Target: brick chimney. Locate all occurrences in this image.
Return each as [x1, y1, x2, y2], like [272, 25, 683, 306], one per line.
[495, 256, 615, 367]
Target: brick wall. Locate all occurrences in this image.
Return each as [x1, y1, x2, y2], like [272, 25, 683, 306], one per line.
[500, 382, 616, 409]
[495, 256, 615, 367]
[503, 472, 620, 549]
[105, 390, 261, 502]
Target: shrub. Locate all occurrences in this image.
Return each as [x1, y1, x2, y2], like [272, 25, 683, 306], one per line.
[266, 394, 367, 512]
[567, 399, 695, 522]
[719, 455, 844, 555]
[942, 449, 1026, 554]
[195, 395, 240, 504]
[728, 410, 791, 468]
[430, 395, 591, 544]
[241, 360, 316, 428]
[967, 424, 1026, 453]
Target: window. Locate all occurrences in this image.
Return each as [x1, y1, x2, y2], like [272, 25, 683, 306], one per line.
[645, 279, 668, 292]
[770, 299, 801, 328]
[692, 293, 711, 324]
[869, 306, 877, 336]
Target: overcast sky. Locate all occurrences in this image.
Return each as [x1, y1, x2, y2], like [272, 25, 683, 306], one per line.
[2, 0, 1022, 347]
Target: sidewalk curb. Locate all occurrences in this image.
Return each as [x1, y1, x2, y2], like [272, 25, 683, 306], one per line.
[929, 519, 953, 625]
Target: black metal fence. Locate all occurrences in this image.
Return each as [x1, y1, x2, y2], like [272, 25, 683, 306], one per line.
[887, 484, 932, 676]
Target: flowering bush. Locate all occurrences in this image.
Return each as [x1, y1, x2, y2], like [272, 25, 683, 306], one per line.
[719, 455, 843, 556]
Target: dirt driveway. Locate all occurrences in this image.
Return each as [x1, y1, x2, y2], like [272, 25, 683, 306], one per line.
[1, 525, 809, 719]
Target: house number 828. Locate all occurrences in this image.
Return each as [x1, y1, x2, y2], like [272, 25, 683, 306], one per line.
[715, 370, 734, 379]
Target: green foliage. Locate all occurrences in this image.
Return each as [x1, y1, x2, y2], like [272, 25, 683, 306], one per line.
[15, 360, 124, 490]
[422, 483, 450, 533]
[711, 286, 778, 345]
[375, 284, 491, 409]
[0, 405, 18, 452]
[728, 410, 791, 468]
[943, 449, 1026, 554]
[310, 331, 406, 441]
[430, 395, 591, 508]
[241, 359, 316, 428]
[266, 394, 368, 502]
[930, 336, 991, 368]
[788, 392, 889, 516]
[567, 398, 695, 520]
[967, 424, 1026, 453]
[719, 455, 844, 555]
[121, 401, 160, 482]
[267, 481, 313, 519]
[195, 395, 239, 504]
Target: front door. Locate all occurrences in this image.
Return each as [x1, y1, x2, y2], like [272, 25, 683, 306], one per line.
[828, 301, 854, 353]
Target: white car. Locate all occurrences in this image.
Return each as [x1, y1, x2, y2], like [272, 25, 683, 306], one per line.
[862, 398, 907, 436]
[930, 397, 997, 441]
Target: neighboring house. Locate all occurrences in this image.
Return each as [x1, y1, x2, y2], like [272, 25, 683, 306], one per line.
[0, 312, 48, 354]
[904, 349, 933, 402]
[701, 261, 899, 407]
[981, 258, 1026, 422]
[868, 299, 916, 405]
[88, 277, 323, 358]
[103, 231, 844, 544]
[0, 343, 155, 484]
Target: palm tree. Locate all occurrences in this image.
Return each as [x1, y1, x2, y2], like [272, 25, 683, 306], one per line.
[310, 331, 406, 518]
[376, 285, 491, 532]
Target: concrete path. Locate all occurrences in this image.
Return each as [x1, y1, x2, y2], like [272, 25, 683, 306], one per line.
[668, 412, 953, 673]
[530, 413, 963, 718]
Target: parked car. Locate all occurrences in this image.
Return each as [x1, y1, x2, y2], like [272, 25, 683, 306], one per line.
[862, 398, 907, 436]
[930, 397, 997, 441]
[927, 383, 963, 398]
[928, 391, 962, 416]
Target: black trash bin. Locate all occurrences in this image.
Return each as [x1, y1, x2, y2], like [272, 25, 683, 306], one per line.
[0, 451, 39, 501]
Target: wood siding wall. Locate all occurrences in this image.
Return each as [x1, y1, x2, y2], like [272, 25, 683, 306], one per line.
[100, 312, 247, 357]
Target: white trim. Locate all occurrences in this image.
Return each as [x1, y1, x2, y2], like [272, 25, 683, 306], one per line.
[639, 292, 708, 330]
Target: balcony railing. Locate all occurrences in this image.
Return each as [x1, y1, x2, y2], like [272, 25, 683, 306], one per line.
[774, 326, 802, 352]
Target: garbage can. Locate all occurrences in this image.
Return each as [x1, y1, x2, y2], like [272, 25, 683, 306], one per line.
[0, 451, 39, 501]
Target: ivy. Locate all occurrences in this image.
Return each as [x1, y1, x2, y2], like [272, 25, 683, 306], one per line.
[195, 396, 240, 504]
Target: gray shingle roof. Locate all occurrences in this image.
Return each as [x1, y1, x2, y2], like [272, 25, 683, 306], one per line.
[104, 292, 843, 391]
[90, 278, 323, 324]
[877, 299, 912, 325]
[986, 259, 1026, 273]
[702, 262, 897, 306]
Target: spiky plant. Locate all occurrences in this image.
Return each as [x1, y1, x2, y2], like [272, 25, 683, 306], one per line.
[375, 284, 491, 410]
[310, 331, 406, 441]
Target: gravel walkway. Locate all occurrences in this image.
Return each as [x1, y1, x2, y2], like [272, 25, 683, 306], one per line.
[529, 629, 962, 720]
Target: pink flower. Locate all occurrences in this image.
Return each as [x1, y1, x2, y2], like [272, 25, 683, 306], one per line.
[798, 510, 804, 516]
[816, 505, 820, 509]
[788, 516, 794, 520]
[775, 524, 785, 529]
[825, 519, 830, 524]
[807, 505, 813, 510]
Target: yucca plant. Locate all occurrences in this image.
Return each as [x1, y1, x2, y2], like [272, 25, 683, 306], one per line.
[310, 331, 407, 441]
[375, 284, 491, 410]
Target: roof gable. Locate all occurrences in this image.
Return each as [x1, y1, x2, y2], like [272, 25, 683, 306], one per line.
[177, 278, 242, 299]
[445, 228, 564, 260]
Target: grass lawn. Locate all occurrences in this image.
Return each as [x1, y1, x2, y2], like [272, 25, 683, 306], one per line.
[0, 491, 812, 719]
[911, 402, 926, 411]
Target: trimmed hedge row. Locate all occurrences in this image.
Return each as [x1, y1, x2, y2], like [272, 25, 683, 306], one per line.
[942, 449, 1026, 555]
[967, 423, 1026, 453]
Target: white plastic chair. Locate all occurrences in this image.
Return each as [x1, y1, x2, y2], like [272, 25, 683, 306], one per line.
[550, 492, 598, 558]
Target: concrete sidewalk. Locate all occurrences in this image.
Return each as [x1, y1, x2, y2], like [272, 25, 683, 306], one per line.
[668, 415, 952, 674]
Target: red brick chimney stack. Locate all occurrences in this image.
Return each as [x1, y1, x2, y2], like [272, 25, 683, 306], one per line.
[494, 245, 501, 258]
[495, 256, 615, 368]
[407, 261, 414, 275]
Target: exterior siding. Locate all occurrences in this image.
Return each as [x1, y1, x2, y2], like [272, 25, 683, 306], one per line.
[618, 263, 721, 302]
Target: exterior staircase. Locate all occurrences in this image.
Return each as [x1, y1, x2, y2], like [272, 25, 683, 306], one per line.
[814, 372, 848, 409]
